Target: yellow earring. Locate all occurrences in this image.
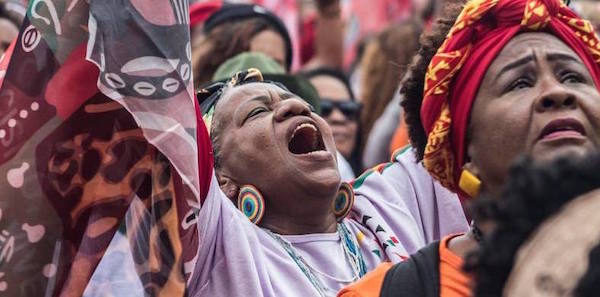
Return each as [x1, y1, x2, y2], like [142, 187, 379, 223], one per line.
[459, 169, 481, 198]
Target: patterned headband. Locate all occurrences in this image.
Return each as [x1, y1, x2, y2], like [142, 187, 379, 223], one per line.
[198, 68, 292, 135]
[198, 68, 267, 134]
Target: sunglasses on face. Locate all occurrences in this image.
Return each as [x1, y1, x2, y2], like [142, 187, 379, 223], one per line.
[320, 99, 361, 120]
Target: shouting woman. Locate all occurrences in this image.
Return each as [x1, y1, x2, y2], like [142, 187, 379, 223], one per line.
[189, 69, 468, 296]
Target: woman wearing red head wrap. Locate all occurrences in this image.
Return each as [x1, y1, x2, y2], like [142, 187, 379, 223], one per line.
[339, 0, 600, 296]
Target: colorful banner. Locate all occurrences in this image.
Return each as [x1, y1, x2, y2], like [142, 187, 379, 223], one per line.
[0, 0, 199, 296]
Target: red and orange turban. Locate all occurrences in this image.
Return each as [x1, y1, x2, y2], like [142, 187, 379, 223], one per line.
[420, 0, 600, 196]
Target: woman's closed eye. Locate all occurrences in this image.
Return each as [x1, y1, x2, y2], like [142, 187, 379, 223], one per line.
[243, 106, 269, 123]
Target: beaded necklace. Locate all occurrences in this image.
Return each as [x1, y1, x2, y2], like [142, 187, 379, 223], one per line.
[264, 223, 367, 297]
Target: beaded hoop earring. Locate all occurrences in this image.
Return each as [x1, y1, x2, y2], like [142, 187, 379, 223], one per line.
[333, 182, 354, 221]
[237, 185, 265, 224]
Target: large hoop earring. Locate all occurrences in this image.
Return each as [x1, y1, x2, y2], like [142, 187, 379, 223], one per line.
[459, 169, 481, 198]
[237, 185, 265, 224]
[333, 182, 354, 221]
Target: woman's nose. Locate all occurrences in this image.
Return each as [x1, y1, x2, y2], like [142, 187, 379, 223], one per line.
[274, 99, 312, 122]
[534, 82, 578, 113]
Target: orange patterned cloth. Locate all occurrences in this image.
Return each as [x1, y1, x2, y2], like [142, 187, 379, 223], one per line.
[439, 235, 472, 297]
[336, 262, 394, 297]
[336, 235, 471, 297]
[420, 0, 600, 195]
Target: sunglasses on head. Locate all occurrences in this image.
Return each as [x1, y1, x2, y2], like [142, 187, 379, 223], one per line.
[320, 99, 361, 120]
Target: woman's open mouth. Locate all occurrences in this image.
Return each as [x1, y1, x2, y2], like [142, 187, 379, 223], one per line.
[288, 122, 327, 155]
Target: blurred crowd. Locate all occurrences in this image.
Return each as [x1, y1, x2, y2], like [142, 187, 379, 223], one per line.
[2, 0, 600, 180]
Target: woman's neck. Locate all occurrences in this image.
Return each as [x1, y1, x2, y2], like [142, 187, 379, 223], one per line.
[258, 183, 341, 235]
[260, 212, 338, 235]
[261, 190, 339, 235]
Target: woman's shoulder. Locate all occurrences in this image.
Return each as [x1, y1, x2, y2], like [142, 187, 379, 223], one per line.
[348, 146, 468, 253]
[344, 147, 434, 260]
[350, 145, 437, 201]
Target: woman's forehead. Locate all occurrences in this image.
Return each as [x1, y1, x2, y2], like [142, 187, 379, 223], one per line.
[220, 83, 286, 107]
[494, 32, 580, 64]
[214, 83, 286, 120]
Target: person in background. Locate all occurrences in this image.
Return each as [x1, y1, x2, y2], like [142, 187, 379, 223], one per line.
[339, 0, 600, 295]
[302, 67, 363, 178]
[413, 0, 440, 26]
[362, 92, 404, 168]
[191, 0, 345, 89]
[212, 51, 322, 115]
[572, 0, 600, 35]
[471, 154, 600, 297]
[0, 1, 22, 56]
[347, 35, 374, 98]
[300, 0, 345, 70]
[359, 21, 422, 167]
[191, 3, 293, 88]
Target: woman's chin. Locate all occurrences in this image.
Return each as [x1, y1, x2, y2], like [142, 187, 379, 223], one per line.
[531, 143, 592, 163]
[299, 167, 341, 194]
[281, 147, 341, 194]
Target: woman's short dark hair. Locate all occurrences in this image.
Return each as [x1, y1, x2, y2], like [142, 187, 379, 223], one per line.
[469, 154, 600, 297]
[399, 2, 464, 162]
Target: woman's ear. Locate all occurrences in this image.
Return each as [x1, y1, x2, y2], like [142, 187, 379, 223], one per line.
[461, 145, 483, 198]
[216, 172, 239, 201]
[465, 143, 482, 177]
[462, 161, 481, 178]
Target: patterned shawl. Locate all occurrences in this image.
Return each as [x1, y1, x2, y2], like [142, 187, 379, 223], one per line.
[0, 0, 201, 296]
